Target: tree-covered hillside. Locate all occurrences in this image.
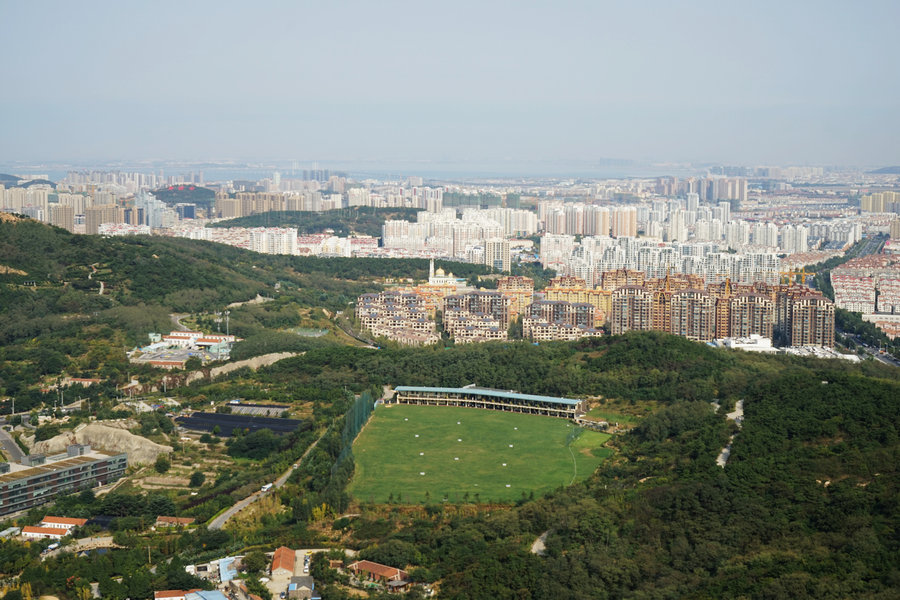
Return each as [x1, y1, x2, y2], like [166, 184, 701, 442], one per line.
[210, 207, 421, 237]
[247, 335, 900, 599]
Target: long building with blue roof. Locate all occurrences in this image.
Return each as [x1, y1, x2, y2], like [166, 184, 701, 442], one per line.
[392, 386, 584, 418]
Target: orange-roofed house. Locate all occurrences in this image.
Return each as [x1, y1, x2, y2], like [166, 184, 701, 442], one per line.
[154, 590, 201, 600]
[156, 516, 196, 528]
[271, 546, 296, 577]
[39, 516, 88, 531]
[347, 560, 408, 584]
[21, 526, 67, 540]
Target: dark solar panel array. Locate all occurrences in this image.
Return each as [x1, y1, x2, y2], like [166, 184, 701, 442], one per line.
[175, 412, 302, 436]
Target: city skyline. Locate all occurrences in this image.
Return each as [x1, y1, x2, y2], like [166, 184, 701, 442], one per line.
[2, 1, 900, 167]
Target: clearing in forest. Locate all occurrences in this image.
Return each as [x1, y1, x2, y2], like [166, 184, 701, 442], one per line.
[349, 404, 612, 504]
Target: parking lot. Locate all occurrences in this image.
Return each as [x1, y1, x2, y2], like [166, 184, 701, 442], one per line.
[131, 347, 219, 366]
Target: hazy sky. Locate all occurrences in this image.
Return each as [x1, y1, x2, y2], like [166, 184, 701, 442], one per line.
[2, 0, 899, 168]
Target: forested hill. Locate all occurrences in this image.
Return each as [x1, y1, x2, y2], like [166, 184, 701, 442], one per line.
[255, 336, 900, 599]
[0, 217, 489, 312]
[0, 218, 495, 395]
[210, 207, 421, 237]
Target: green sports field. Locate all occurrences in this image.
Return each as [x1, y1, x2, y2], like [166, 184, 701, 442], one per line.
[348, 404, 612, 504]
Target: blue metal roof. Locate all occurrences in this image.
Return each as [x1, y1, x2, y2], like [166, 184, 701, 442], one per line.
[186, 592, 228, 600]
[394, 386, 581, 406]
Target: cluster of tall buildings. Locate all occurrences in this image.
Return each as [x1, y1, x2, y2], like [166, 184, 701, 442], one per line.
[860, 191, 900, 214]
[540, 234, 781, 287]
[62, 169, 200, 193]
[381, 209, 530, 271]
[354, 260, 833, 348]
[654, 176, 748, 204]
[212, 184, 446, 217]
[0, 185, 197, 234]
[171, 225, 378, 257]
[609, 276, 834, 347]
[539, 204, 637, 237]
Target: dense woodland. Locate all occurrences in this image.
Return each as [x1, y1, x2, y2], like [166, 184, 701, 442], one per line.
[255, 337, 899, 600]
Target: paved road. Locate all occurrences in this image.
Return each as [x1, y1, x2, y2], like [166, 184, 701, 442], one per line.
[0, 428, 25, 463]
[842, 334, 900, 368]
[209, 430, 326, 530]
[170, 313, 191, 331]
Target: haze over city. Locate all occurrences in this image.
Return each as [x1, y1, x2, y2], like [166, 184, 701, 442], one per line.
[2, 0, 900, 171]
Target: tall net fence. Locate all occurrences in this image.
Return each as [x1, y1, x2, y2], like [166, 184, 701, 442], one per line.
[332, 389, 375, 475]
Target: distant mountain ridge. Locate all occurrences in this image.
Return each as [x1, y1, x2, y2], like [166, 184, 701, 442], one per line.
[0, 173, 56, 188]
[868, 166, 900, 174]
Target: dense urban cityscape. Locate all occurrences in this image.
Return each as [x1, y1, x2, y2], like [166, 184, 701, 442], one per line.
[5, 165, 900, 356]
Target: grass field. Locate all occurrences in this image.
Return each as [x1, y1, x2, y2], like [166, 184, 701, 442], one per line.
[349, 405, 612, 504]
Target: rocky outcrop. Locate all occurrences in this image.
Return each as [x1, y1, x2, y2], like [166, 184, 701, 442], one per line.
[31, 422, 172, 466]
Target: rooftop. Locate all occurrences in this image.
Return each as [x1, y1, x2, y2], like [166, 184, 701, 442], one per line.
[395, 386, 581, 406]
[22, 526, 67, 536]
[41, 516, 88, 526]
[271, 546, 295, 572]
[0, 449, 124, 483]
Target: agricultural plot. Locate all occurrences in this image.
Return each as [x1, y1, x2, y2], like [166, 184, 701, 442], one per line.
[349, 404, 612, 504]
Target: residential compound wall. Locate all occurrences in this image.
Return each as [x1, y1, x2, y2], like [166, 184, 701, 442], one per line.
[0, 445, 127, 517]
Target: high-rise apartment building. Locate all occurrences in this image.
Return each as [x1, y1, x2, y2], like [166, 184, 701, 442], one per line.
[729, 293, 775, 339]
[85, 204, 124, 235]
[669, 289, 716, 341]
[49, 204, 74, 232]
[611, 207, 637, 237]
[610, 286, 653, 334]
[484, 238, 511, 272]
[789, 295, 835, 347]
